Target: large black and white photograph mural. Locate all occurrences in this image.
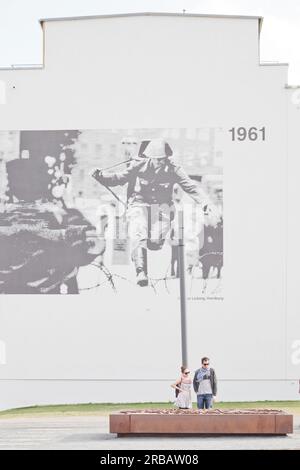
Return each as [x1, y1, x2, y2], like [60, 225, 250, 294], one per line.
[0, 129, 223, 297]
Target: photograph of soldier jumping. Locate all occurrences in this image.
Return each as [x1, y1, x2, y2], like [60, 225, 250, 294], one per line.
[92, 138, 211, 287]
[0, 128, 223, 296]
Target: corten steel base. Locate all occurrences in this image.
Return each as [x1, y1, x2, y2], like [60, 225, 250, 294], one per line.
[109, 409, 293, 436]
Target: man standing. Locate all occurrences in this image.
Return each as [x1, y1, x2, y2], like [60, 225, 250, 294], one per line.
[93, 138, 210, 287]
[193, 357, 217, 409]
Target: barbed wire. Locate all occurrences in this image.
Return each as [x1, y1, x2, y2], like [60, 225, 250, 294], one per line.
[77, 251, 223, 295]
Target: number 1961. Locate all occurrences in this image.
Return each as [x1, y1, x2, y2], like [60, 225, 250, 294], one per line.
[229, 127, 266, 141]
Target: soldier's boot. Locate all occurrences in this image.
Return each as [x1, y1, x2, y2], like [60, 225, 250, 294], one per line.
[132, 247, 148, 287]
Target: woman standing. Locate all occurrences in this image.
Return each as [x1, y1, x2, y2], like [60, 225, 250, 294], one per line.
[171, 366, 192, 409]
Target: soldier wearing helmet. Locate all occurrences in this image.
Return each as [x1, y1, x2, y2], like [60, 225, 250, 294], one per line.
[93, 138, 210, 287]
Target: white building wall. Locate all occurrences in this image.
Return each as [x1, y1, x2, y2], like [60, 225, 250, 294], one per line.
[0, 14, 299, 410]
[287, 86, 300, 380]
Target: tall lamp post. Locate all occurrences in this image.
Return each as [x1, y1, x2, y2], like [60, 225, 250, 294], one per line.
[178, 209, 188, 366]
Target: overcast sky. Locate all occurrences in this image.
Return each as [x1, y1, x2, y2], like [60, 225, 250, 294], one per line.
[0, 0, 299, 84]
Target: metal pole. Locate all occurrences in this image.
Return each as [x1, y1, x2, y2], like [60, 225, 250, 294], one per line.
[178, 209, 188, 366]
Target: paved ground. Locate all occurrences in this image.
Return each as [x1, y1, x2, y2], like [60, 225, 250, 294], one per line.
[0, 415, 299, 450]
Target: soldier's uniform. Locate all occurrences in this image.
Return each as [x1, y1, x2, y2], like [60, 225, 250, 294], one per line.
[94, 139, 209, 286]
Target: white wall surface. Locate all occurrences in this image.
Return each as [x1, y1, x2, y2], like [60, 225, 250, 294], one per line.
[287, 87, 300, 380]
[0, 14, 299, 409]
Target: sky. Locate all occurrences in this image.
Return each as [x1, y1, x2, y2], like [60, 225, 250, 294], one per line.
[0, 0, 299, 84]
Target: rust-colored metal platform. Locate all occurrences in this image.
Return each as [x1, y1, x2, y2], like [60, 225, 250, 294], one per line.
[110, 409, 293, 436]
